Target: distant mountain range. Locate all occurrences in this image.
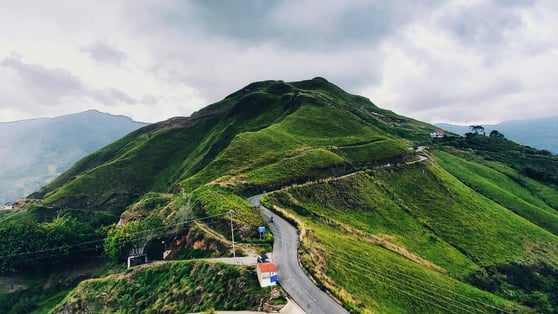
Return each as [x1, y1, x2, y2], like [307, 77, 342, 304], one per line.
[0, 110, 147, 204]
[436, 116, 558, 154]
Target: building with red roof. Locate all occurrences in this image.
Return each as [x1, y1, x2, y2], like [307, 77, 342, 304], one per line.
[257, 262, 278, 287]
[430, 129, 445, 138]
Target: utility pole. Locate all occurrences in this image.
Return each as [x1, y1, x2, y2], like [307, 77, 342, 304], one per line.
[229, 210, 236, 262]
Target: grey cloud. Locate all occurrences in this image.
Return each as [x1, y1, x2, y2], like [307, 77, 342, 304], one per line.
[131, 0, 450, 105]
[2, 55, 82, 103]
[269, 1, 405, 43]
[1, 55, 135, 107]
[148, 45, 385, 107]
[12, 0, 545, 124]
[177, 0, 277, 43]
[438, 1, 526, 49]
[80, 42, 127, 64]
[409, 78, 523, 112]
[140, 95, 158, 105]
[89, 88, 136, 106]
[157, 0, 444, 51]
[120, 1, 450, 105]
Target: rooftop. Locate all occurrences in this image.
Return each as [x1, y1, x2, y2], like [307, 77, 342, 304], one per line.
[259, 262, 278, 273]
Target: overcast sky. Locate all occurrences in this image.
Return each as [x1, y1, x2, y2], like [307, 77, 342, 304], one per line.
[0, 0, 557, 125]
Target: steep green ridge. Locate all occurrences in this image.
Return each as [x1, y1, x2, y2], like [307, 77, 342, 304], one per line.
[29, 78, 417, 216]
[2, 77, 558, 313]
[182, 96, 411, 194]
[35, 79, 408, 208]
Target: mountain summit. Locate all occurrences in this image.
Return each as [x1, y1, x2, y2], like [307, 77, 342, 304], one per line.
[33, 77, 431, 211]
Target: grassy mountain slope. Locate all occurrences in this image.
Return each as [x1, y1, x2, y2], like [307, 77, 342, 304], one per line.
[2, 78, 558, 313]
[434, 151, 558, 235]
[182, 97, 411, 193]
[264, 156, 558, 312]
[30, 78, 420, 224]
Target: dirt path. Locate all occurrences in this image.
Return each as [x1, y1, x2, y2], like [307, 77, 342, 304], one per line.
[194, 220, 260, 257]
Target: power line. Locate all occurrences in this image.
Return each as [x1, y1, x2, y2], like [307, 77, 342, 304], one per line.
[0, 210, 233, 262]
[262, 197, 510, 313]
[328, 251, 510, 313]
[364, 256, 509, 313]
[332, 254, 482, 313]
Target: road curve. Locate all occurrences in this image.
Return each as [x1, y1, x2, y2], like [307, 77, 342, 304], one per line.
[248, 194, 348, 314]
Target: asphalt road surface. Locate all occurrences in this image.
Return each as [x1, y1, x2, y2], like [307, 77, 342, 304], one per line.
[247, 194, 348, 314]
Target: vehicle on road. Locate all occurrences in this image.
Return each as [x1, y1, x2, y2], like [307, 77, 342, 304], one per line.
[257, 253, 270, 263]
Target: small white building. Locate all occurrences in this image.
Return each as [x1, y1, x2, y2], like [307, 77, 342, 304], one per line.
[2, 201, 23, 210]
[127, 254, 147, 268]
[430, 129, 445, 138]
[256, 262, 278, 287]
[2, 204, 15, 210]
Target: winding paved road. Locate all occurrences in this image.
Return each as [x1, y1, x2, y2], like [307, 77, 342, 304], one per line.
[247, 195, 348, 314]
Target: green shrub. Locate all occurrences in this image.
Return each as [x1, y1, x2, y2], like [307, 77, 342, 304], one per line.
[104, 216, 164, 262]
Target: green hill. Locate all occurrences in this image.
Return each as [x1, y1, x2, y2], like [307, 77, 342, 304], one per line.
[1, 78, 557, 313]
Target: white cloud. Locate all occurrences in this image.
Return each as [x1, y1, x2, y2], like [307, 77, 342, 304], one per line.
[0, 0, 556, 124]
[81, 42, 127, 65]
[2, 54, 83, 103]
[361, 0, 558, 124]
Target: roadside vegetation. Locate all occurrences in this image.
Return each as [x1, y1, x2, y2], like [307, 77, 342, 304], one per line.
[53, 260, 286, 313]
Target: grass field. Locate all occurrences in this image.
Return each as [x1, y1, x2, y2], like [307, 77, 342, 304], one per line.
[264, 153, 558, 312]
[266, 187, 524, 313]
[312, 223, 519, 313]
[434, 151, 558, 235]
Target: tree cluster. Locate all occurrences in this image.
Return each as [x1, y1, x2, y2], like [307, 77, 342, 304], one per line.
[465, 125, 506, 139]
[104, 216, 164, 262]
[0, 215, 104, 274]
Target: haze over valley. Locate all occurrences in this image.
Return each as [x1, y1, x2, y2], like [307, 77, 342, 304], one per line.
[0, 110, 146, 204]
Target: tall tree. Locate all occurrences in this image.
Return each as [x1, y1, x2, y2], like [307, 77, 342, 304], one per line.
[489, 130, 505, 138]
[470, 125, 485, 135]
